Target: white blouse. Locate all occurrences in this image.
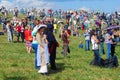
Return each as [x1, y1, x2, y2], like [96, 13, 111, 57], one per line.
[91, 38, 99, 50]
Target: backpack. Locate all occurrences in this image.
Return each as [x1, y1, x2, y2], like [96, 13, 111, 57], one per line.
[112, 55, 119, 67]
[101, 55, 119, 68]
[0, 32, 4, 35]
[90, 55, 119, 68]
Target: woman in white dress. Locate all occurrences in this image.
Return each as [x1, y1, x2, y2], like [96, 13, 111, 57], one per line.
[36, 25, 49, 75]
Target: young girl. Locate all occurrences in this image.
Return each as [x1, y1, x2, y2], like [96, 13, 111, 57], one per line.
[24, 25, 32, 53]
[91, 29, 101, 65]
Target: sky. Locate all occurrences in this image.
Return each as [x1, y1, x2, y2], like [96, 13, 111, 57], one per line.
[0, 0, 120, 12]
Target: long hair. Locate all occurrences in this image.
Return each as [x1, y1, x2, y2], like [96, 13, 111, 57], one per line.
[90, 29, 96, 42]
[90, 29, 96, 36]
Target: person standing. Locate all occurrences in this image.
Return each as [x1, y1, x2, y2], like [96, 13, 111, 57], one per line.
[105, 29, 112, 60]
[61, 30, 69, 57]
[36, 26, 49, 75]
[15, 23, 21, 42]
[31, 26, 39, 70]
[31, 22, 40, 70]
[20, 23, 25, 42]
[24, 25, 32, 53]
[111, 29, 117, 58]
[84, 29, 90, 51]
[44, 26, 59, 70]
[91, 29, 101, 65]
[6, 21, 13, 42]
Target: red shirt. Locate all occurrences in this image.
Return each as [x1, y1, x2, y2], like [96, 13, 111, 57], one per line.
[24, 29, 32, 41]
[16, 26, 21, 32]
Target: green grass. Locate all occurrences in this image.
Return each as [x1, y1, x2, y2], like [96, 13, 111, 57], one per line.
[0, 27, 120, 80]
[0, 32, 120, 80]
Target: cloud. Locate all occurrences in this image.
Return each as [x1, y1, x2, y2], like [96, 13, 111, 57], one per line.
[0, 0, 14, 8]
[0, 0, 55, 9]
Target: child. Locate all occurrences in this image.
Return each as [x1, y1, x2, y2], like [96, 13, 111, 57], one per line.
[24, 25, 32, 53]
[79, 40, 83, 48]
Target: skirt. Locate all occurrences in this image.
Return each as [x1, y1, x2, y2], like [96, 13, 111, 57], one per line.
[26, 41, 32, 47]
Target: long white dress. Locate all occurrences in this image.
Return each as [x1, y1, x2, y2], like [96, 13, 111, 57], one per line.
[36, 33, 49, 73]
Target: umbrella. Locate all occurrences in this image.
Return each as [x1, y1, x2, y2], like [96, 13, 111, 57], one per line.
[105, 26, 120, 30]
[57, 21, 64, 24]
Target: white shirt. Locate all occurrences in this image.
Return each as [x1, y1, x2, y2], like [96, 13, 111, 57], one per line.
[105, 33, 112, 43]
[91, 38, 99, 50]
[84, 33, 90, 40]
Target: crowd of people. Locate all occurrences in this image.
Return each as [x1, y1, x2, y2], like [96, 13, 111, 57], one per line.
[0, 6, 120, 75]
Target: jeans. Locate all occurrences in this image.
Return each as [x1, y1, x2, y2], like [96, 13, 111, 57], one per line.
[32, 43, 39, 69]
[17, 32, 21, 42]
[115, 37, 119, 43]
[7, 31, 13, 42]
[2, 23, 6, 31]
[85, 40, 90, 51]
[106, 43, 111, 60]
[93, 49, 101, 65]
[100, 42, 105, 54]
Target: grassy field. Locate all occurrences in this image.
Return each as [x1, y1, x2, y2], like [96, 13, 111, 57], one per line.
[0, 25, 120, 80]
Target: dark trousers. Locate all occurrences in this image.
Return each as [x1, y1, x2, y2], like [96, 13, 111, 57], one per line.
[17, 32, 21, 42]
[93, 49, 101, 65]
[20, 32, 24, 42]
[49, 43, 57, 70]
[111, 44, 115, 57]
